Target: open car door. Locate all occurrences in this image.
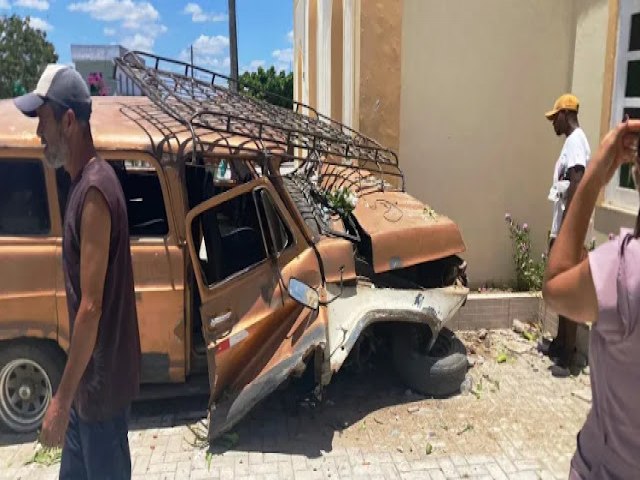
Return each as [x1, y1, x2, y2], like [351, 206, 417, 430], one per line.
[185, 177, 325, 438]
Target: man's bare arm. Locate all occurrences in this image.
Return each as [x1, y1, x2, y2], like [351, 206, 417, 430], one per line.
[55, 187, 111, 409]
[563, 165, 585, 221]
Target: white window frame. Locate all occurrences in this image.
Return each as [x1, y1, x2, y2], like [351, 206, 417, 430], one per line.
[606, 0, 640, 211]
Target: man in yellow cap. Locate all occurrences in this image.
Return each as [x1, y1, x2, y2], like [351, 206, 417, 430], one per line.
[544, 93, 591, 376]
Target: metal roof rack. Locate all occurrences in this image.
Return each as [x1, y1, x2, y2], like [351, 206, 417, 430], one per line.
[114, 51, 404, 196]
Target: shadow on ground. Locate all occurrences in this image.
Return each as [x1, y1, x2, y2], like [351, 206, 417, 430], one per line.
[0, 352, 422, 457]
[207, 355, 422, 459]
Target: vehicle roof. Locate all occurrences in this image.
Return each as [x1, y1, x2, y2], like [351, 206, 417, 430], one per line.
[0, 96, 270, 158]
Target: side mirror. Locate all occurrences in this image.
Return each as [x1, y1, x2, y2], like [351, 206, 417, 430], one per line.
[288, 278, 320, 311]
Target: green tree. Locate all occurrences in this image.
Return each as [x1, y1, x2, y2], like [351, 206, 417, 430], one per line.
[239, 66, 293, 109]
[0, 15, 58, 99]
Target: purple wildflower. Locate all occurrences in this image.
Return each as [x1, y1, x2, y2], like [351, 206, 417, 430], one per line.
[522, 223, 529, 231]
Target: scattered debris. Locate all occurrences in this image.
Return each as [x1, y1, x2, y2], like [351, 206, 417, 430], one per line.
[506, 341, 531, 355]
[459, 375, 473, 395]
[457, 424, 474, 435]
[496, 352, 508, 363]
[478, 328, 488, 340]
[571, 389, 592, 403]
[482, 374, 500, 391]
[374, 416, 385, 425]
[407, 406, 420, 413]
[425, 443, 433, 455]
[512, 319, 528, 334]
[206, 451, 213, 470]
[467, 355, 485, 368]
[25, 445, 62, 467]
[397, 446, 404, 453]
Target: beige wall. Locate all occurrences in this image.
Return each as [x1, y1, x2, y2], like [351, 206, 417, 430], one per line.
[571, 0, 608, 151]
[358, 0, 402, 153]
[399, 0, 577, 287]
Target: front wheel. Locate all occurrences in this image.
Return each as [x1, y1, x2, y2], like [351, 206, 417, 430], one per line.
[392, 326, 468, 397]
[0, 343, 65, 433]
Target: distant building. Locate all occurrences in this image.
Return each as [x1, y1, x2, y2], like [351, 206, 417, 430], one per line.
[71, 44, 143, 96]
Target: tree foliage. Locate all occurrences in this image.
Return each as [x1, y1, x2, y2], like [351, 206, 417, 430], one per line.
[0, 15, 58, 99]
[239, 66, 293, 109]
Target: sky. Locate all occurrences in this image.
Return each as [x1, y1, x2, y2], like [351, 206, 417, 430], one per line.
[0, 0, 294, 73]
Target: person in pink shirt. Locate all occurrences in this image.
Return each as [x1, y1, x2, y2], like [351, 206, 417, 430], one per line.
[543, 117, 640, 479]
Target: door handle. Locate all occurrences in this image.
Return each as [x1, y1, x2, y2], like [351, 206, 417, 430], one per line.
[208, 311, 233, 334]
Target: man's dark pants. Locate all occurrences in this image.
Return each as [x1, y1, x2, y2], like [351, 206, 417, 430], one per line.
[548, 237, 578, 367]
[59, 407, 132, 480]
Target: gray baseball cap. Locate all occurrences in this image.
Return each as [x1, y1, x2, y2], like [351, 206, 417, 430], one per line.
[13, 64, 92, 120]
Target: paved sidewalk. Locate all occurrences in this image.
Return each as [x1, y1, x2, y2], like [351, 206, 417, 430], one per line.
[0, 329, 590, 479]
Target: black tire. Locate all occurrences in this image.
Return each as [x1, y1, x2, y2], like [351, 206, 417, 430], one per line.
[0, 342, 65, 433]
[392, 326, 468, 397]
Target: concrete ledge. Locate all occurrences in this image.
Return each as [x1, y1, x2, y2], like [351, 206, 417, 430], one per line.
[450, 292, 542, 331]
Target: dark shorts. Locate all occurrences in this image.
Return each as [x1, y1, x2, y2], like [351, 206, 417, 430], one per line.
[59, 407, 131, 480]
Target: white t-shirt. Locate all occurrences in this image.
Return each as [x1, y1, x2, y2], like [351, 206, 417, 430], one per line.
[549, 127, 590, 238]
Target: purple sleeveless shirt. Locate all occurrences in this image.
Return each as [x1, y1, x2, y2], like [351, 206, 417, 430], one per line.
[63, 158, 141, 422]
[570, 229, 640, 479]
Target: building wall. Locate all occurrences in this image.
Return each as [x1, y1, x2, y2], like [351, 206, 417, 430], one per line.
[399, 0, 578, 287]
[358, 0, 402, 153]
[74, 60, 118, 95]
[570, 0, 631, 243]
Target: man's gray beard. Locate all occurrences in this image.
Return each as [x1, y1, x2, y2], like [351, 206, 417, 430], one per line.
[44, 141, 68, 169]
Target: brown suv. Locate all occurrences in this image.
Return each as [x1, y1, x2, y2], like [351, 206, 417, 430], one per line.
[0, 53, 469, 437]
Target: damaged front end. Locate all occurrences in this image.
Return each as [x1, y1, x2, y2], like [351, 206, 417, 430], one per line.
[320, 189, 469, 375]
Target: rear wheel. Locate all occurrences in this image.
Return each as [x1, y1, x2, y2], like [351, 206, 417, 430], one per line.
[392, 326, 467, 397]
[0, 343, 65, 433]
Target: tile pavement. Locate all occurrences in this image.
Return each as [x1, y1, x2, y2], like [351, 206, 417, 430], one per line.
[0, 329, 589, 479]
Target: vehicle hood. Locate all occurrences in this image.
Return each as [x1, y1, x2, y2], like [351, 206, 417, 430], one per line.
[352, 191, 466, 273]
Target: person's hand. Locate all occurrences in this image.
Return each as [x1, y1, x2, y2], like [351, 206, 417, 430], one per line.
[39, 395, 70, 448]
[591, 117, 640, 186]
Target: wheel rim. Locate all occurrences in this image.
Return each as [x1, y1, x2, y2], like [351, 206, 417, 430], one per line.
[0, 359, 52, 431]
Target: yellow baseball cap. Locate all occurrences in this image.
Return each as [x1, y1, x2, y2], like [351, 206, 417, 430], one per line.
[545, 93, 579, 119]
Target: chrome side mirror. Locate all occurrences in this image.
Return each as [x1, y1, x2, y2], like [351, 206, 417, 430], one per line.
[288, 278, 319, 311]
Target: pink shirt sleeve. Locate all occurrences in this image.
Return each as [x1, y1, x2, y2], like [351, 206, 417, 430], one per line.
[589, 230, 640, 340]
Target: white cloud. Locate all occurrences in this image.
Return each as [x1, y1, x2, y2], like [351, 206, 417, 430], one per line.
[183, 2, 225, 23]
[287, 30, 293, 43]
[68, 0, 167, 51]
[272, 47, 293, 71]
[122, 32, 153, 51]
[249, 59, 265, 70]
[68, 0, 158, 28]
[28, 16, 52, 31]
[14, 0, 49, 10]
[0, 0, 10, 8]
[180, 35, 230, 69]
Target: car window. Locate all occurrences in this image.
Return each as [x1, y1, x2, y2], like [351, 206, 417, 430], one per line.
[0, 160, 50, 236]
[256, 188, 292, 256]
[194, 190, 268, 287]
[111, 160, 169, 236]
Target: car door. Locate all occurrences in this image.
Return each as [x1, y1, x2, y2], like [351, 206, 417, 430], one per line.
[185, 177, 324, 425]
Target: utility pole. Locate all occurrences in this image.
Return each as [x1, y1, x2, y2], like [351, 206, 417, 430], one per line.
[228, 0, 239, 92]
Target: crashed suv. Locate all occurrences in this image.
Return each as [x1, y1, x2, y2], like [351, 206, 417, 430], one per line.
[0, 52, 469, 437]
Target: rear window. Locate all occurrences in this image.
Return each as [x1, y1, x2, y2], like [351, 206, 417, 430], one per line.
[0, 160, 50, 235]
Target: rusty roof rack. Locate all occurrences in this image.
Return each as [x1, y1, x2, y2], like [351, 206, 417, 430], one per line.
[114, 51, 404, 193]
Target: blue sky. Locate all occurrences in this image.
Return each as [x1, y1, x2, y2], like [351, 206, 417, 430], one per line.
[0, 1, 293, 72]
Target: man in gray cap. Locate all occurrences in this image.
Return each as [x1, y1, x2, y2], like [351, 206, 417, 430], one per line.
[14, 65, 141, 479]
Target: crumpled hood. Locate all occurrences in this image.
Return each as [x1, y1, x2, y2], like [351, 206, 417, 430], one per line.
[352, 191, 466, 273]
